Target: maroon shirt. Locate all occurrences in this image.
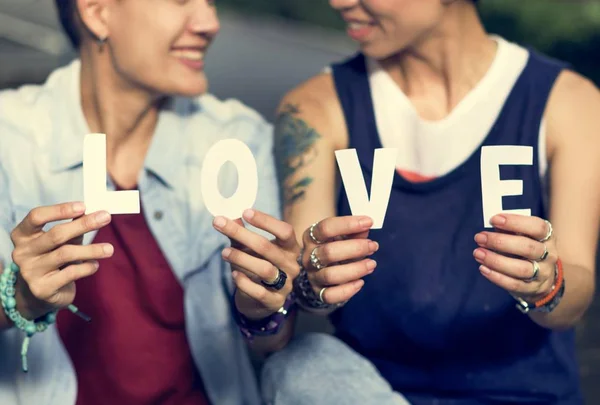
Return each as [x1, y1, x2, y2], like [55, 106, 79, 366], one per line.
[57, 198, 210, 405]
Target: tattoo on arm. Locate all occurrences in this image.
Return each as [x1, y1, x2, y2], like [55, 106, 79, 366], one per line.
[274, 104, 322, 211]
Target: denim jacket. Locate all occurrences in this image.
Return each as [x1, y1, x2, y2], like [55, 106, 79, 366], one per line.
[0, 60, 280, 405]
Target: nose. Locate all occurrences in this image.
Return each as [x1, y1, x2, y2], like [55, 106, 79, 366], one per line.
[188, 0, 221, 38]
[329, 0, 361, 11]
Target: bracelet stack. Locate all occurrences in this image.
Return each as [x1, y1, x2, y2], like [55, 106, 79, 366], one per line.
[0, 262, 87, 372]
[515, 258, 566, 314]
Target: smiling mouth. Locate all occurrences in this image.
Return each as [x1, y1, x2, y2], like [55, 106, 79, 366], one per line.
[171, 48, 205, 62]
[347, 21, 375, 30]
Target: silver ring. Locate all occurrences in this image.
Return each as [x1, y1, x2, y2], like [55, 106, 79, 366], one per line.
[319, 287, 327, 304]
[536, 244, 549, 261]
[309, 222, 325, 245]
[525, 260, 540, 283]
[539, 220, 553, 242]
[310, 247, 324, 270]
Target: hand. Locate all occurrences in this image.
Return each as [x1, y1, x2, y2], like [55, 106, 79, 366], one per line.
[10, 202, 114, 320]
[213, 209, 301, 320]
[474, 214, 557, 302]
[301, 216, 378, 306]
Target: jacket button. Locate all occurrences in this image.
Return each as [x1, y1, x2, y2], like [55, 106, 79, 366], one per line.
[153, 210, 164, 220]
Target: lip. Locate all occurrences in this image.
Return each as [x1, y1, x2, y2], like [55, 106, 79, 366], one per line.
[171, 47, 206, 71]
[345, 20, 376, 42]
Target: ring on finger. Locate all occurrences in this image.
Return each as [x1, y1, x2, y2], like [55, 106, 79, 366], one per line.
[310, 247, 325, 271]
[260, 268, 288, 291]
[536, 243, 549, 261]
[524, 260, 540, 283]
[539, 220, 553, 242]
[319, 287, 327, 304]
[309, 222, 325, 245]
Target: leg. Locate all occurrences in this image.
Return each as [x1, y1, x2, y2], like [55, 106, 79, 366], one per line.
[261, 333, 410, 405]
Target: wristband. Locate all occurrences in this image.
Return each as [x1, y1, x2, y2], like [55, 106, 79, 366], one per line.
[0, 262, 89, 372]
[515, 258, 565, 314]
[233, 291, 296, 342]
[293, 267, 344, 311]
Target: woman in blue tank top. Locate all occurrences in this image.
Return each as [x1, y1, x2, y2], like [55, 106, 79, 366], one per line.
[262, 0, 600, 404]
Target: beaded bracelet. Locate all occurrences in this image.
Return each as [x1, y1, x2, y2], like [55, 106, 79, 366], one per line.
[1, 262, 90, 372]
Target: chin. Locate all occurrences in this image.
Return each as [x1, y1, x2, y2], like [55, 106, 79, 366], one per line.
[169, 74, 209, 97]
[360, 42, 405, 62]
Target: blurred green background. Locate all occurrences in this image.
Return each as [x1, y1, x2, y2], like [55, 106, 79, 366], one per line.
[219, 0, 600, 85]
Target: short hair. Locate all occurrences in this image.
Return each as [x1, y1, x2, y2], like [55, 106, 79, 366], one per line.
[55, 0, 80, 49]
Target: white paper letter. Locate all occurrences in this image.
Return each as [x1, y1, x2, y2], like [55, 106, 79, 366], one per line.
[480, 145, 533, 228]
[201, 139, 258, 219]
[335, 148, 397, 229]
[83, 133, 140, 215]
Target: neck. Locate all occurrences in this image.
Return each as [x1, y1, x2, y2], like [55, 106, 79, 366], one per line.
[79, 43, 164, 186]
[380, 4, 496, 119]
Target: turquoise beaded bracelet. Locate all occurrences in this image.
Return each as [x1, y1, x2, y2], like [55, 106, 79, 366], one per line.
[1, 262, 89, 372]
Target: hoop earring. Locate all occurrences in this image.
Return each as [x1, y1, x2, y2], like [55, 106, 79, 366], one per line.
[97, 36, 107, 51]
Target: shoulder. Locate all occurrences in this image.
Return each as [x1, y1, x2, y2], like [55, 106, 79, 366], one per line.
[546, 70, 600, 152]
[178, 93, 273, 148]
[0, 61, 78, 148]
[277, 71, 347, 149]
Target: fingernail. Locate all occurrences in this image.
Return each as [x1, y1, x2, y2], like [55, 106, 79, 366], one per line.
[222, 248, 231, 258]
[367, 260, 377, 272]
[479, 265, 492, 275]
[359, 217, 373, 228]
[92, 260, 100, 269]
[355, 280, 365, 290]
[369, 241, 379, 252]
[232, 270, 239, 280]
[243, 209, 255, 220]
[96, 211, 111, 224]
[473, 249, 486, 260]
[474, 233, 487, 245]
[213, 216, 226, 228]
[103, 244, 114, 256]
[491, 215, 506, 226]
[72, 202, 85, 213]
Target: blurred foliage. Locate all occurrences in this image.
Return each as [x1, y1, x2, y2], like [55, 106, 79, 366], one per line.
[218, 0, 600, 84]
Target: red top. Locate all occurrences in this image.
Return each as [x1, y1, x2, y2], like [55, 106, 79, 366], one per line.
[57, 197, 210, 405]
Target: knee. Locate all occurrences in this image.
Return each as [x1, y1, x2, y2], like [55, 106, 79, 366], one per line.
[261, 333, 369, 392]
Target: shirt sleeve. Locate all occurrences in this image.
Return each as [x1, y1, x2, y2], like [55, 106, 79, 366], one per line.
[0, 159, 15, 268]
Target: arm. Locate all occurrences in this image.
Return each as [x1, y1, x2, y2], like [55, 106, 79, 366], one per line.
[529, 71, 600, 329]
[274, 75, 376, 315]
[274, 74, 348, 241]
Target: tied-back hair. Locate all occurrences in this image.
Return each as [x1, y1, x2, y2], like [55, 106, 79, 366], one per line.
[55, 0, 80, 49]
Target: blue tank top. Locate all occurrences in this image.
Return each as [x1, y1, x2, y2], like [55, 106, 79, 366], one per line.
[331, 51, 582, 404]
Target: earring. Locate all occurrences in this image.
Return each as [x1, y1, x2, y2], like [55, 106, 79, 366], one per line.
[97, 36, 107, 51]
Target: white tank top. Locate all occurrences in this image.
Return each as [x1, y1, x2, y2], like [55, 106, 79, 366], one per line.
[366, 36, 547, 182]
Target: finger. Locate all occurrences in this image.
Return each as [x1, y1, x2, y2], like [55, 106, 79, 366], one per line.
[222, 247, 280, 283]
[307, 239, 378, 268]
[28, 211, 112, 255]
[478, 265, 553, 298]
[11, 202, 86, 243]
[312, 259, 377, 287]
[231, 271, 282, 312]
[473, 248, 553, 281]
[319, 280, 365, 305]
[474, 231, 549, 261]
[42, 260, 101, 298]
[42, 243, 114, 271]
[489, 214, 551, 241]
[213, 216, 285, 265]
[228, 219, 246, 249]
[304, 216, 373, 246]
[242, 209, 297, 250]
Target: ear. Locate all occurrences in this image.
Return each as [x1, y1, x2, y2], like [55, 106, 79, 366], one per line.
[76, 0, 110, 41]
